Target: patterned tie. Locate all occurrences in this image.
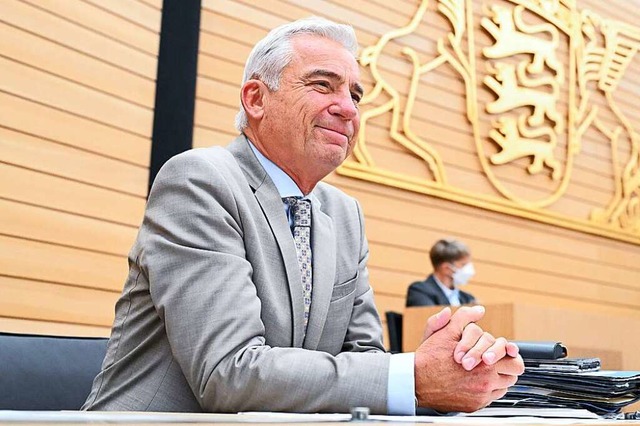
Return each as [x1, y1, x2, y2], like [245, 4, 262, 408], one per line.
[283, 197, 313, 336]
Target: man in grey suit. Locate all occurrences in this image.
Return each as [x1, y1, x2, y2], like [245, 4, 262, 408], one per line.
[83, 17, 523, 415]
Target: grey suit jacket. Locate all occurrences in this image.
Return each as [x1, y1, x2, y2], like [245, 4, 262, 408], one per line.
[406, 274, 476, 307]
[83, 136, 390, 413]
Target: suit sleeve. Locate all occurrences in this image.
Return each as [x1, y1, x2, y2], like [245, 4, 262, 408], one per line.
[141, 152, 391, 414]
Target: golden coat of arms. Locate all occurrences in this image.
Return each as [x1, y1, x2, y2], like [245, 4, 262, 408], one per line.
[339, 0, 640, 243]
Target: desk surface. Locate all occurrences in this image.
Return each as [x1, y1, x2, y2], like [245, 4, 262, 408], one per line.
[0, 410, 639, 426]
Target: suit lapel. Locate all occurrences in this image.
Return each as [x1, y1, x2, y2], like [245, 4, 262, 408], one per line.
[227, 136, 305, 347]
[427, 275, 450, 305]
[302, 194, 336, 350]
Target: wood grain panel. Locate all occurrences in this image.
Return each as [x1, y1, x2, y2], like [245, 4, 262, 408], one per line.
[0, 0, 157, 77]
[0, 198, 136, 256]
[194, 98, 238, 133]
[202, 0, 287, 32]
[136, 0, 162, 10]
[200, 10, 268, 47]
[0, 235, 127, 291]
[1, 0, 157, 336]
[367, 240, 640, 306]
[199, 33, 251, 64]
[0, 56, 153, 136]
[364, 216, 640, 289]
[0, 92, 150, 166]
[1, 127, 148, 197]
[0, 164, 146, 227]
[0, 317, 111, 337]
[0, 276, 118, 326]
[20, 0, 159, 54]
[0, 21, 155, 106]
[82, 0, 162, 33]
[328, 174, 640, 268]
[193, 126, 236, 149]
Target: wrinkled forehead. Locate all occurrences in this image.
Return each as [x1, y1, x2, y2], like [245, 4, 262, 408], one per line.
[289, 34, 359, 70]
[288, 34, 361, 85]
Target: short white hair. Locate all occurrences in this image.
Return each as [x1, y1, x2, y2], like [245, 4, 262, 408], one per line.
[234, 16, 358, 131]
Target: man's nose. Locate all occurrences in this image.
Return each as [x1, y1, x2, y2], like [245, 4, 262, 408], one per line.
[328, 90, 358, 120]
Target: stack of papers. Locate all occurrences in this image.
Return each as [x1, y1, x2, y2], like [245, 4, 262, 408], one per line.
[492, 367, 640, 415]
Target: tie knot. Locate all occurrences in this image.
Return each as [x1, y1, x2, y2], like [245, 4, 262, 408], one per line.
[283, 197, 311, 227]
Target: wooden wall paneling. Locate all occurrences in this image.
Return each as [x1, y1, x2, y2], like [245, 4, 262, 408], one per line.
[199, 32, 251, 64]
[0, 93, 150, 166]
[579, 0, 640, 27]
[469, 285, 640, 320]
[373, 293, 407, 315]
[194, 98, 238, 135]
[361, 0, 417, 17]
[0, 276, 119, 326]
[136, 0, 162, 11]
[0, 164, 146, 227]
[0, 317, 111, 337]
[0, 22, 155, 107]
[202, 0, 287, 32]
[0, 198, 136, 256]
[365, 239, 640, 307]
[19, 0, 159, 55]
[332, 175, 640, 270]
[0, 1, 157, 78]
[198, 54, 244, 86]
[200, 10, 268, 46]
[0, 56, 153, 137]
[196, 76, 240, 104]
[1, 0, 159, 336]
[81, 0, 162, 33]
[193, 126, 236, 149]
[0, 127, 148, 197]
[332, 177, 640, 283]
[0, 235, 127, 292]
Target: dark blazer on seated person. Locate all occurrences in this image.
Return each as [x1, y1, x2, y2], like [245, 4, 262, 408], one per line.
[406, 274, 476, 307]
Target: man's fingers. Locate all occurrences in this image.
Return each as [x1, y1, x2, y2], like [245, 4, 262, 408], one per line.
[422, 307, 452, 341]
[459, 330, 496, 370]
[481, 337, 508, 365]
[489, 387, 509, 403]
[497, 371, 520, 389]
[496, 354, 526, 376]
[448, 305, 486, 336]
[506, 342, 520, 358]
[453, 323, 483, 364]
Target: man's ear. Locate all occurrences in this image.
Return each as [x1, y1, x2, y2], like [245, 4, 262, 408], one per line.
[439, 262, 453, 274]
[240, 79, 266, 122]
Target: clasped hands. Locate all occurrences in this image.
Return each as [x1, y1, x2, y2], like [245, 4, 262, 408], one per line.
[414, 306, 524, 413]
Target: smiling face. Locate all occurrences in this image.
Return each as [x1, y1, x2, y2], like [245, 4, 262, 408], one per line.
[242, 34, 363, 194]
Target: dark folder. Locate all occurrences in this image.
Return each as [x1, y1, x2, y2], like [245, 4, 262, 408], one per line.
[492, 341, 640, 415]
[514, 341, 567, 360]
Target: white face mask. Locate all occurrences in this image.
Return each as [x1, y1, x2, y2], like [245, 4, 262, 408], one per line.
[452, 262, 475, 287]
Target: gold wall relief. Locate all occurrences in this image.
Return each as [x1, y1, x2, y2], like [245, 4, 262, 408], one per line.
[340, 0, 640, 243]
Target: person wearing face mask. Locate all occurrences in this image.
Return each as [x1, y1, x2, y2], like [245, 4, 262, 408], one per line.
[406, 239, 477, 307]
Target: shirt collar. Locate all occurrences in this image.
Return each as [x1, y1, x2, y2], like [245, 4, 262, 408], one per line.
[247, 139, 303, 198]
[433, 274, 459, 299]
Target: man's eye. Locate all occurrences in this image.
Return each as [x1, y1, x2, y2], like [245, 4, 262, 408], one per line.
[314, 81, 331, 89]
[352, 93, 362, 105]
